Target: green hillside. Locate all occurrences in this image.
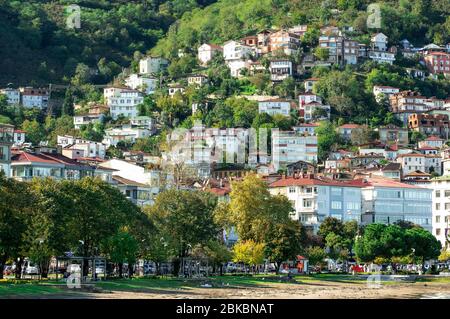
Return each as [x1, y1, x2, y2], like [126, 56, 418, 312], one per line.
[152, 0, 450, 57]
[0, 0, 216, 86]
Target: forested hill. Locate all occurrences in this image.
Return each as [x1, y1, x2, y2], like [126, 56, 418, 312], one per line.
[152, 0, 450, 57]
[0, 0, 216, 86]
[1, 0, 449, 87]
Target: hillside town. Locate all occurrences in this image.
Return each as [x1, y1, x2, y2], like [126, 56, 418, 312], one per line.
[1, 24, 450, 253]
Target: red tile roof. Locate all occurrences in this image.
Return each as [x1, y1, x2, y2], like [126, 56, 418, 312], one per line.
[339, 124, 362, 129]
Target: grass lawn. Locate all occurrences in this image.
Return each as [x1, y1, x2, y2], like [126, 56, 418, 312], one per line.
[1, 274, 449, 298]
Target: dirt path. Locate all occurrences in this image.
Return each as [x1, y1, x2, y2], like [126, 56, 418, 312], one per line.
[79, 280, 450, 299]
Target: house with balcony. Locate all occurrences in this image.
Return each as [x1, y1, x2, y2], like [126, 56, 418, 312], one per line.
[139, 56, 169, 75]
[269, 59, 293, 82]
[104, 87, 144, 119]
[10, 149, 95, 181]
[269, 174, 321, 231]
[258, 99, 295, 116]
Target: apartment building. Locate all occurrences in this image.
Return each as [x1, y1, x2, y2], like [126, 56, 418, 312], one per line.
[318, 36, 359, 65]
[390, 91, 429, 125]
[396, 153, 442, 175]
[0, 124, 13, 177]
[104, 87, 144, 119]
[424, 52, 450, 76]
[271, 130, 318, 171]
[19, 87, 49, 108]
[139, 56, 169, 75]
[378, 124, 409, 146]
[428, 176, 450, 249]
[373, 86, 400, 103]
[408, 113, 450, 139]
[0, 88, 20, 105]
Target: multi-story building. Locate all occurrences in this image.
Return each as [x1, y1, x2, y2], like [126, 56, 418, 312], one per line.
[197, 43, 223, 66]
[318, 36, 359, 65]
[269, 174, 321, 230]
[223, 40, 253, 61]
[139, 56, 169, 75]
[378, 124, 409, 146]
[372, 86, 400, 103]
[57, 135, 107, 159]
[104, 88, 144, 119]
[288, 25, 308, 37]
[368, 50, 396, 64]
[424, 52, 450, 76]
[361, 177, 432, 231]
[10, 149, 96, 181]
[418, 136, 445, 149]
[258, 99, 294, 116]
[301, 101, 330, 122]
[371, 33, 388, 51]
[269, 59, 293, 82]
[408, 113, 450, 139]
[13, 129, 26, 146]
[0, 124, 13, 177]
[271, 130, 318, 171]
[317, 179, 367, 223]
[0, 88, 20, 105]
[337, 124, 364, 141]
[268, 30, 300, 56]
[390, 91, 429, 124]
[396, 153, 442, 175]
[130, 116, 154, 130]
[428, 176, 450, 249]
[125, 74, 158, 95]
[102, 125, 152, 147]
[19, 87, 49, 108]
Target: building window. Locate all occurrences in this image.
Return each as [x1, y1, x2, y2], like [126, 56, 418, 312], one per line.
[436, 203, 441, 210]
[436, 228, 441, 236]
[331, 201, 342, 210]
[445, 203, 450, 211]
[436, 215, 441, 223]
[445, 190, 450, 197]
[289, 187, 296, 193]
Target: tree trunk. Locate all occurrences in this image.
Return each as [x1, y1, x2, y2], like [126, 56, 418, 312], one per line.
[118, 263, 123, 278]
[219, 264, 223, 276]
[15, 257, 23, 279]
[128, 263, 134, 278]
[275, 262, 280, 274]
[0, 256, 6, 280]
[155, 262, 160, 276]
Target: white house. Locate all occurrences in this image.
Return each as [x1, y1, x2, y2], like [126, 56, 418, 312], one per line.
[272, 130, 318, 171]
[418, 136, 445, 149]
[198, 43, 223, 66]
[125, 74, 158, 95]
[13, 129, 26, 146]
[139, 57, 169, 75]
[57, 135, 107, 159]
[371, 33, 388, 51]
[130, 116, 155, 130]
[269, 59, 293, 82]
[168, 84, 185, 97]
[103, 125, 152, 147]
[73, 113, 105, 129]
[0, 88, 20, 105]
[373, 86, 400, 103]
[304, 78, 319, 93]
[19, 87, 49, 108]
[187, 74, 208, 86]
[104, 88, 144, 119]
[368, 50, 396, 64]
[397, 153, 441, 175]
[223, 40, 253, 61]
[258, 99, 294, 116]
